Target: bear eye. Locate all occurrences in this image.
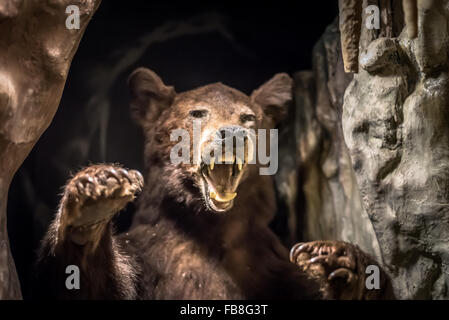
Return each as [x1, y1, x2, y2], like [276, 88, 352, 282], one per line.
[189, 110, 208, 118]
[240, 114, 256, 123]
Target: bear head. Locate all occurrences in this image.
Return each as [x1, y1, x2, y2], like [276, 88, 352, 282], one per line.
[128, 67, 292, 214]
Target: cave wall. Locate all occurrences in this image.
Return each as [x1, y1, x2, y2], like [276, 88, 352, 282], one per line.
[0, 0, 100, 299]
[292, 19, 382, 260]
[292, 0, 449, 299]
[342, 0, 449, 299]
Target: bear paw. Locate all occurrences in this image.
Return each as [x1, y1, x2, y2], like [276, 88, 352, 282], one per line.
[290, 240, 365, 299]
[59, 164, 143, 244]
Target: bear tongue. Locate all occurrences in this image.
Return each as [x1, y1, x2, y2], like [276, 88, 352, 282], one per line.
[209, 191, 237, 203]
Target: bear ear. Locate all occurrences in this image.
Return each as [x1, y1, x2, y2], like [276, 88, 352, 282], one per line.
[250, 73, 293, 126]
[128, 67, 176, 126]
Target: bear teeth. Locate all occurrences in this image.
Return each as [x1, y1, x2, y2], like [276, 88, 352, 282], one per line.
[206, 155, 244, 172]
[236, 157, 243, 171]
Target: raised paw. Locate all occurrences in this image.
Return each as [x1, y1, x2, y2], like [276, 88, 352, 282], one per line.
[290, 240, 392, 299]
[59, 164, 143, 244]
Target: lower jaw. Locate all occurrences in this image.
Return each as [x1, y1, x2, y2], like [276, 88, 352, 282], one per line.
[207, 198, 234, 213]
[202, 181, 234, 213]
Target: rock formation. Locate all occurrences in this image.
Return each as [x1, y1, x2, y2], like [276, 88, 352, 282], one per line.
[292, 19, 381, 260]
[343, 0, 449, 298]
[0, 0, 101, 299]
[293, 0, 449, 299]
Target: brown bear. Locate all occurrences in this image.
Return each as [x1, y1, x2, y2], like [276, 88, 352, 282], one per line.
[35, 68, 394, 299]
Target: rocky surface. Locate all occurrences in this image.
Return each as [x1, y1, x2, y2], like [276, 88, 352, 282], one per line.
[342, 0, 449, 298]
[339, 0, 363, 72]
[291, 20, 382, 260]
[0, 0, 100, 299]
[292, 0, 449, 299]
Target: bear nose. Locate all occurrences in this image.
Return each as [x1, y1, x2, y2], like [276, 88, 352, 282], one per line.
[215, 126, 249, 162]
[218, 126, 247, 140]
[201, 125, 253, 165]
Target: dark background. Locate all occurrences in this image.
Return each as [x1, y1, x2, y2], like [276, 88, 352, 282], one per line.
[7, 0, 338, 299]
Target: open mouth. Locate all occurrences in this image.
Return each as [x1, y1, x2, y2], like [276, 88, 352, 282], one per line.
[200, 154, 246, 213]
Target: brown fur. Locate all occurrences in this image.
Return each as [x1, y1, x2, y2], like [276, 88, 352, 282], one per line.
[35, 68, 393, 300]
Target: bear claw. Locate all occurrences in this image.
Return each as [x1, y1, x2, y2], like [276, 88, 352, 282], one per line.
[61, 164, 143, 229]
[290, 240, 361, 298]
